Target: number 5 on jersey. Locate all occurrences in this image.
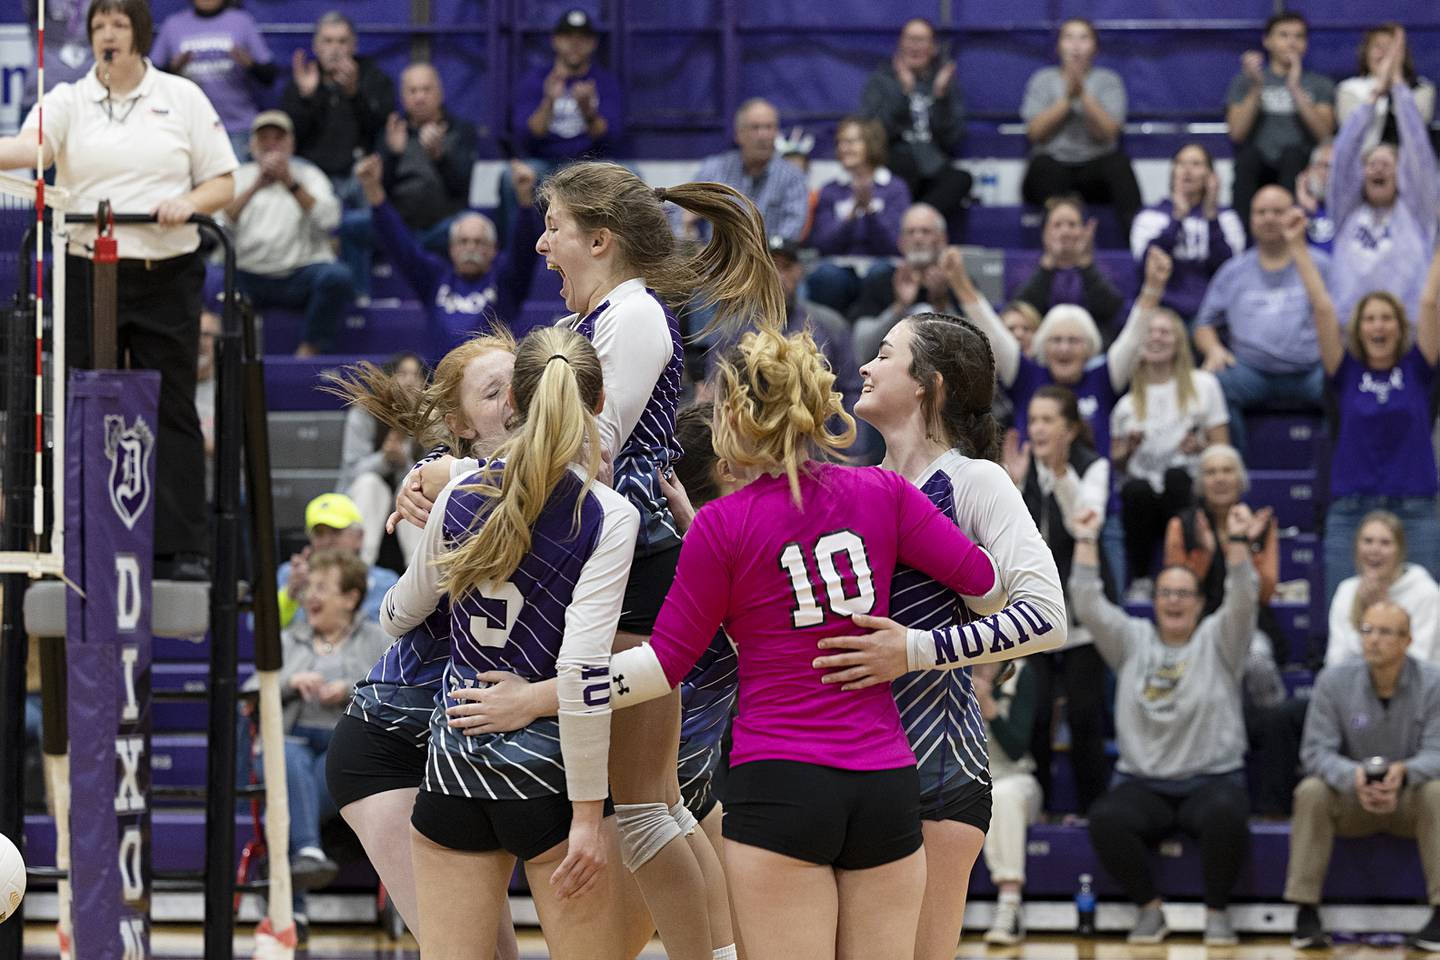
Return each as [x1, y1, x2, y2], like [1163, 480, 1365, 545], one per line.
[779, 531, 876, 628]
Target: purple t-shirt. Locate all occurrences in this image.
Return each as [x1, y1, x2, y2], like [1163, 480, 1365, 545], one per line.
[150, 7, 272, 133]
[1330, 346, 1439, 498]
[1009, 355, 1119, 458]
[510, 62, 624, 160]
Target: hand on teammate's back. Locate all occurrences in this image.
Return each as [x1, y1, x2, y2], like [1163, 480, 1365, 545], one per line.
[812, 613, 911, 690]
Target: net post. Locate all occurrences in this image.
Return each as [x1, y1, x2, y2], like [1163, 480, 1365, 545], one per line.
[91, 201, 118, 371]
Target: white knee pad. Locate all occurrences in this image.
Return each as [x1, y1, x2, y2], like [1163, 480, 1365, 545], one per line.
[669, 801, 699, 837]
[615, 802, 683, 872]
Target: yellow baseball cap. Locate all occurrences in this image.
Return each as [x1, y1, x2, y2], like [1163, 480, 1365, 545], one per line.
[305, 493, 363, 532]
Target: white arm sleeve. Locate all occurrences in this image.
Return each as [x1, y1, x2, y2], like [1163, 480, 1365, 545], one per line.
[450, 456, 481, 479]
[587, 297, 675, 460]
[379, 479, 460, 636]
[1107, 300, 1150, 392]
[1053, 459, 1109, 536]
[607, 643, 674, 709]
[556, 489, 641, 802]
[963, 295, 1021, 387]
[907, 598, 1066, 672]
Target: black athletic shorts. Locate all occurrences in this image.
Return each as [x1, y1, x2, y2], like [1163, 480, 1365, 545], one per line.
[618, 543, 681, 634]
[921, 777, 993, 832]
[721, 760, 922, 870]
[325, 712, 426, 809]
[410, 790, 615, 860]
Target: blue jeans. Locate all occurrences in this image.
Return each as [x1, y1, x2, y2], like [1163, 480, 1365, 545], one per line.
[284, 724, 336, 855]
[237, 262, 354, 353]
[805, 262, 863, 316]
[1215, 361, 1324, 455]
[1323, 494, 1440, 610]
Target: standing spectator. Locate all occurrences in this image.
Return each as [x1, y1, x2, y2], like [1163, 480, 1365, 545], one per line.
[978, 659, 1043, 945]
[222, 111, 352, 356]
[502, 9, 623, 239]
[281, 12, 394, 194]
[1287, 600, 1440, 950]
[1226, 11, 1336, 229]
[1073, 505, 1259, 946]
[152, 0, 274, 160]
[277, 493, 398, 629]
[1327, 513, 1440, 668]
[0, 0, 238, 582]
[1313, 236, 1440, 607]
[1296, 143, 1336, 253]
[23, 0, 92, 102]
[1193, 186, 1327, 454]
[681, 98, 809, 244]
[804, 116, 912, 316]
[1328, 33, 1438, 331]
[858, 17, 971, 221]
[1020, 18, 1141, 233]
[849, 204, 958, 363]
[355, 154, 542, 359]
[1014, 194, 1125, 332]
[1337, 23, 1436, 153]
[1130, 144, 1247, 322]
[1112, 305, 1230, 601]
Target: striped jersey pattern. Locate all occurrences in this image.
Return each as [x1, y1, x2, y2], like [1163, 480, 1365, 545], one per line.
[677, 630, 738, 813]
[569, 288, 684, 555]
[423, 467, 609, 800]
[890, 468, 992, 801]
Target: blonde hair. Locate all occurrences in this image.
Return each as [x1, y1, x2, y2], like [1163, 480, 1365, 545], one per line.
[540, 161, 786, 338]
[712, 326, 855, 506]
[439, 327, 604, 600]
[1347, 291, 1411, 366]
[322, 332, 517, 456]
[1350, 510, 1408, 630]
[1129, 308, 1198, 422]
[1030, 304, 1103, 366]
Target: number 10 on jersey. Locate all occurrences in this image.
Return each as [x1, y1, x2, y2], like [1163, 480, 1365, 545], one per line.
[779, 530, 877, 629]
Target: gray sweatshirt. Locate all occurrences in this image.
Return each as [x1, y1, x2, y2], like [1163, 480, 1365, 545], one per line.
[278, 617, 392, 731]
[1071, 559, 1257, 780]
[1301, 656, 1440, 794]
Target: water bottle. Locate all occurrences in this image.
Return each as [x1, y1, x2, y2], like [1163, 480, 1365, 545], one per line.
[1075, 873, 1096, 936]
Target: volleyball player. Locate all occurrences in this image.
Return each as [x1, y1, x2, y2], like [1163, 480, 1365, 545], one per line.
[825, 313, 1067, 960]
[380, 326, 641, 959]
[321, 333, 518, 952]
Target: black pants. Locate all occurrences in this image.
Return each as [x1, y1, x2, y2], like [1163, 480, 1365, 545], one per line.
[1028, 643, 1109, 812]
[1249, 697, 1309, 816]
[888, 146, 973, 220]
[1231, 139, 1311, 234]
[1087, 775, 1251, 909]
[1121, 470, 1194, 580]
[65, 252, 207, 558]
[1022, 151, 1143, 234]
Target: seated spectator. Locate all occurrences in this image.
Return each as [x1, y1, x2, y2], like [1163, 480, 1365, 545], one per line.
[1193, 186, 1327, 454]
[382, 63, 477, 241]
[1130, 144, 1246, 322]
[1337, 23, 1436, 153]
[1315, 243, 1440, 607]
[850, 204, 958, 361]
[339, 351, 426, 490]
[195, 301, 221, 458]
[1112, 302, 1229, 601]
[681, 98, 808, 243]
[1287, 599, 1440, 950]
[1327, 512, 1440, 667]
[1015, 194, 1124, 332]
[1020, 18, 1141, 232]
[222, 111, 352, 356]
[277, 493, 398, 629]
[961, 244, 1164, 457]
[1226, 12, 1336, 228]
[804, 116, 911, 316]
[1296, 143, 1336, 253]
[1002, 386, 1112, 813]
[859, 17, 970, 221]
[1328, 35, 1438, 330]
[280, 12, 394, 196]
[152, 0, 275, 161]
[502, 9, 622, 240]
[355, 154, 541, 359]
[978, 659, 1042, 946]
[276, 549, 390, 889]
[1073, 504, 1259, 946]
[1002, 301, 1042, 356]
[345, 424, 422, 576]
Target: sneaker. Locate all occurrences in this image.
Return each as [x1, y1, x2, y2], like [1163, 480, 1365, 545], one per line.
[1290, 904, 1330, 950]
[985, 898, 1024, 945]
[293, 912, 309, 948]
[1204, 910, 1239, 946]
[1124, 577, 1154, 605]
[1127, 905, 1168, 944]
[290, 847, 339, 891]
[1411, 906, 1440, 951]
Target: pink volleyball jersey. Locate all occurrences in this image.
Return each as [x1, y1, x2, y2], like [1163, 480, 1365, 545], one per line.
[646, 462, 997, 771]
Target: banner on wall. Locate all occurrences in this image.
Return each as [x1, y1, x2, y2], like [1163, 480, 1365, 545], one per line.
[65, 369, 158, 960]
[0, 25, 29, 136]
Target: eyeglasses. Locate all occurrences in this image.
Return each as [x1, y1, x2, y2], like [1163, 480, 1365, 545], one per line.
[1155, 588, 1198, 601]
[1360, 624, 1407, 639]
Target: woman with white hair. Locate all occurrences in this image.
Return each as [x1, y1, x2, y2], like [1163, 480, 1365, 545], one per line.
[1111, 307, 1229, 600]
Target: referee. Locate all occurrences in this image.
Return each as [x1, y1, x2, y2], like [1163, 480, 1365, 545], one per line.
[0, 0, 237, 580]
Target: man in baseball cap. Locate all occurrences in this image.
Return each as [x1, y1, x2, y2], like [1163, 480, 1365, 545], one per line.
[277, 493, 398, 627]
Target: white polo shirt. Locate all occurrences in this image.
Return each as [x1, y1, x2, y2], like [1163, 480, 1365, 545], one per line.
[22, 59, 238, 261]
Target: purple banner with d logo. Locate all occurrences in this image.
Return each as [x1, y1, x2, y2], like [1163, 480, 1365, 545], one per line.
[65, 370, 158, 960]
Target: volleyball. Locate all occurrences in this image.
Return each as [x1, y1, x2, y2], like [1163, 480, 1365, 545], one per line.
[0, 832, 24, 924]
